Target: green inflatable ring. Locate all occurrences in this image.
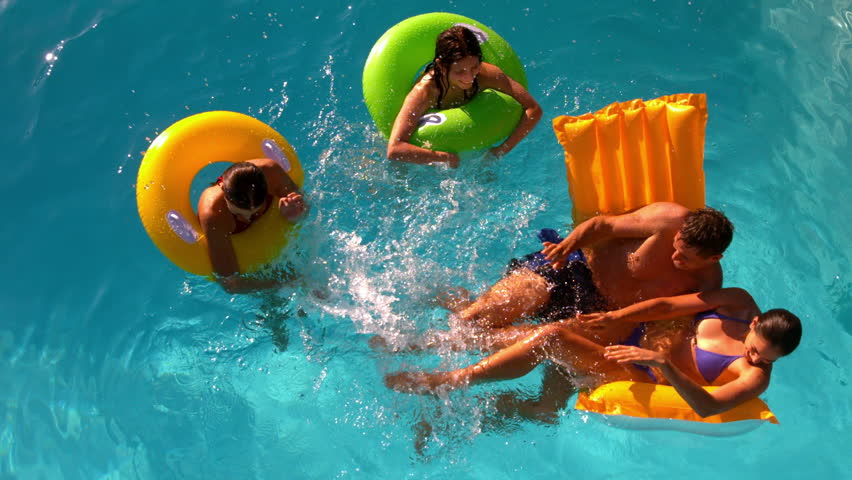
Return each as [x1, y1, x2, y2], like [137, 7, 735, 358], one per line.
[362, 12, 528, 153]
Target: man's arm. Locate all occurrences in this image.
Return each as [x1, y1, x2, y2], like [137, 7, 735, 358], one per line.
[542, 202, 688, 268]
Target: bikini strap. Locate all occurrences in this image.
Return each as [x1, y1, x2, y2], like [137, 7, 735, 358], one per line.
[695, 310, 750, 325]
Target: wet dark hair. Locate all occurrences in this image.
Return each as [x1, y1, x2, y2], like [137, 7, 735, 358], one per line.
[426, 26, 482, 108]
[679, 207, 734, 257]
[220, 162, 267, 210]
[755, 308, 802, 356]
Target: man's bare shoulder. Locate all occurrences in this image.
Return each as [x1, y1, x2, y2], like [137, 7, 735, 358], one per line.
[633, 202, 690, 227]
[637, 201, 690, 218]
[696, 263, 724, 291]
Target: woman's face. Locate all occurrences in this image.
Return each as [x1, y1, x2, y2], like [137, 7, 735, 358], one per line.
[743, 327, 784, 367]
[446, 56, 481, 90]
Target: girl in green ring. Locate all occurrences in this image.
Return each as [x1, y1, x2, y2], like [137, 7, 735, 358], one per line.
[387, 26, 542, 168]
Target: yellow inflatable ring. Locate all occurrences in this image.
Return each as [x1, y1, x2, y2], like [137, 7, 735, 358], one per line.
[136, 111, 304, 277]
[575, 381, 779, 434]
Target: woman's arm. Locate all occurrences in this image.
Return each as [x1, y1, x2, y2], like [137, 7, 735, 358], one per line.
[604, 345, 770, 417]
[387, 79, 460, 167]
[477, 63, 542, 157]
[578, 288, 756, 326]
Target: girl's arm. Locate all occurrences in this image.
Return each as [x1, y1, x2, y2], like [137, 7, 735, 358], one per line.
[254, 158, 307, 222]
[578, 287, 756, 325]
[387, 79, 460, 167]
[198, 189, 287, 294]
[477, 62, 542, 157]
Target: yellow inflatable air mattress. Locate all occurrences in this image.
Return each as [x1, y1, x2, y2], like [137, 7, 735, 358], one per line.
[553, 93, 707, 223]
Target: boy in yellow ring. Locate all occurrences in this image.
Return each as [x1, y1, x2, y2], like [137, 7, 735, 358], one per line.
[197, 159, 306, 293]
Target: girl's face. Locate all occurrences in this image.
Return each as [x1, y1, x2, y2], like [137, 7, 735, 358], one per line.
[225, 197, 263, 223]
[446, 56, 481, 90]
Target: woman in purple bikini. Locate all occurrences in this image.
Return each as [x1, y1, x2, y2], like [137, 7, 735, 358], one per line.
[386, 287, 802, 418]
[585, 288, 802, 417]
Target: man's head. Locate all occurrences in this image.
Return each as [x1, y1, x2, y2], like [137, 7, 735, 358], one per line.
[671, 207, 734, 270]
[744, 308, 802, 367]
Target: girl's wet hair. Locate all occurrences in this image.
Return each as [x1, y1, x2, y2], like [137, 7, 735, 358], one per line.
[220, 162, 267, 209]
[426, 26, 483, 108]
[434, 25, 482, 66]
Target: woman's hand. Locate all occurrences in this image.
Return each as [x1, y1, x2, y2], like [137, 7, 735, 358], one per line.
[278, 192, 306, 221]
[603, 345, 667, 368]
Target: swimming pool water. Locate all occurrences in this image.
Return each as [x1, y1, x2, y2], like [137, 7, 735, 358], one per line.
[1, 0, 850, 478]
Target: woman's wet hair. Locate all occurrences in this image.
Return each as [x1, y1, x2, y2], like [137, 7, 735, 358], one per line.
[220, 162, 267, 209]
[755, 308, 802, 356]
[680, 207, 734, 257]
[426, 26, 482, 108]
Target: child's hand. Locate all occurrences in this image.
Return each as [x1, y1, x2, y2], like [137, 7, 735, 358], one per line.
[278, 193, 306, 222]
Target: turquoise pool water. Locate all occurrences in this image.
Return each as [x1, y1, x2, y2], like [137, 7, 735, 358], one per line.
[1, 0, 850, 478]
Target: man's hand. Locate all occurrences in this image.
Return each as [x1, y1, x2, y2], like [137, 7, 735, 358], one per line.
[541, 239, 573, 270]
[278, 193, 306, 222]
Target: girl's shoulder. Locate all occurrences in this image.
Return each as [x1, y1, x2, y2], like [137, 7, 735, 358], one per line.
[197, 188, 233, 230]
[478, 62, 505, 77]
[406, 73, 441, 105]
[479, 61, 501, 73]
[476, 62, 510, 89]
[198, 184, 223, 210]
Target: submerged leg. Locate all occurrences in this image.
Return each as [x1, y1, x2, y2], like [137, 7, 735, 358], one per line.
[490, 363, 576, 425]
